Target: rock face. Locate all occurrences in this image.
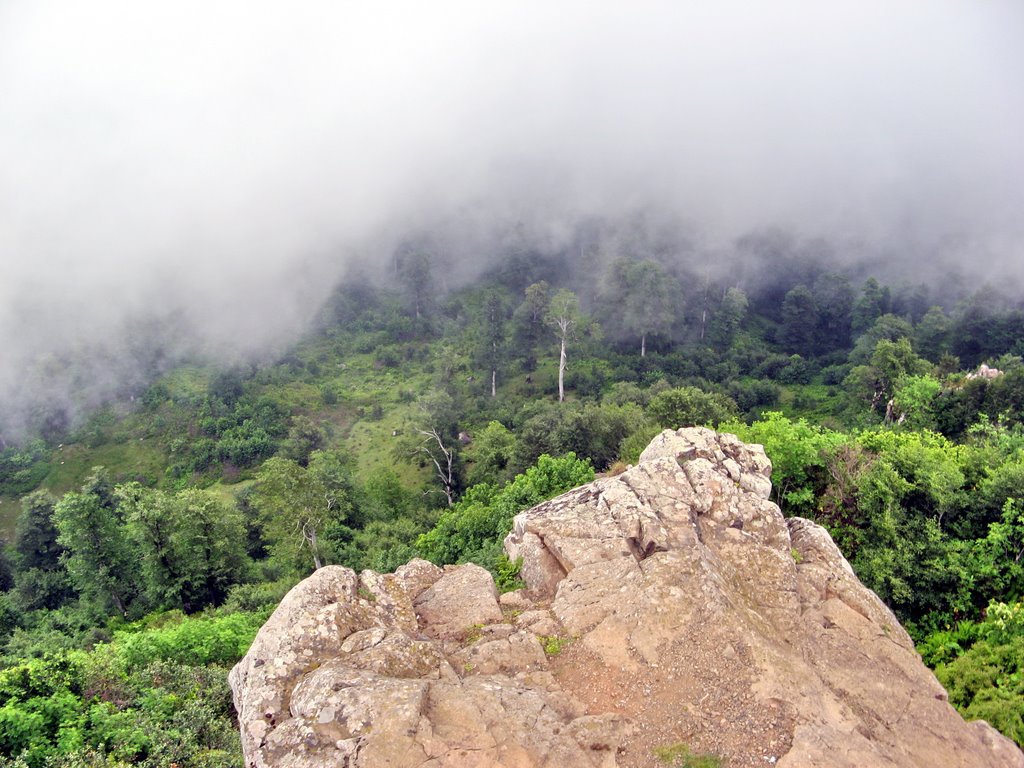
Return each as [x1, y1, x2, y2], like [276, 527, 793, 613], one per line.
[231, 428, 1024, 768]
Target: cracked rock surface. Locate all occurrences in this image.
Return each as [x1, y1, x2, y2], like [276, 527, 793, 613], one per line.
[231, 428, 1024, 767]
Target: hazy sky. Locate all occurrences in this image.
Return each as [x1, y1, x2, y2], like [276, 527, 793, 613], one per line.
[1, 1, 1022, 434]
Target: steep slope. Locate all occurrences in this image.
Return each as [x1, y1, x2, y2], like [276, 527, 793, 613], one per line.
[230, 428, 1024, 767]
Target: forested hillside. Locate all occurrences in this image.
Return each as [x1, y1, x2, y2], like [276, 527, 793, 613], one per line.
[0, 243, 1022, 765]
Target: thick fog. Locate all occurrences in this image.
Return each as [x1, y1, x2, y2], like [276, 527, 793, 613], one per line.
[1, 1, 1022, 439]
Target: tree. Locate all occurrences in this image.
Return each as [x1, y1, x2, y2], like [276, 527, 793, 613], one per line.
[417, 453, 595, 570]
[811, 273, 854, 353]
[466, 421, 516, 487]
[476, 289, 510, 397]
[890, 374, 942, 430]
[250, 452, 356, 572]
[409, 391, 463, 507]
[647, 387, 738, 430]
[118, 483, 184, 610]
[416, 425, 459, 507]
[720, 412, 843, 515]
[174, 488, 250, 609]
[52, 469, 135, 616]
[708, 287, 748, 351]
[845, 338, 931, 415]
[778, 284, 818, 356]
[13, 490, 65, 573]
[118, 484, 249, 612]
[848, 314, 916, 365]
[396, 248, 435, 324]
[546, 289, 582, 402]
[428, 341, 466, 396]
[973, 498, 1024, 602]
[358, 468, 418, 524]
[279, 415, 327, 466]
[608, 259, 677, 356]
[915, 306, 951, 362]
[511, 281, 550, 372]
[852, 277, 891, 335]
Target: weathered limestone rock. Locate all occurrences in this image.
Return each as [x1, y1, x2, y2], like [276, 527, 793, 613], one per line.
[232, 428, 1024, 768]
[413, 562, 503, 639]
[967, 363, 1003, 380]
[231, 556, 626, 767]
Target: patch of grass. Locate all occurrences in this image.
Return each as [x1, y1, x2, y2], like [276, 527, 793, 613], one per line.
[205, 478, 254, 506]
[606, 460, 629, 476]
[462, 624, 486, 644]
[790, 547, 803, 564]
[162, 365, 212, 402]
[653, 743, 722, 768]
[42, 440, 167, 495]
[0, 494, 21, 540]
[539, 634, 572, 656]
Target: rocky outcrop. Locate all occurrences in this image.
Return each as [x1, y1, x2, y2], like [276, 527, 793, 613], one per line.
[967, 363, 1003, 380]
[231, 428, 1024, 768]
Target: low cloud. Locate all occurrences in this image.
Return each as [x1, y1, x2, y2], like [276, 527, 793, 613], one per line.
[1, 0, 1022, 437]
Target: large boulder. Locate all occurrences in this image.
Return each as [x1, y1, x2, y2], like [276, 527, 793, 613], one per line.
[232, 427, 1024, 768]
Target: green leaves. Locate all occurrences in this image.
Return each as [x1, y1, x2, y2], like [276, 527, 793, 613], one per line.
[647, 387, 738, 431]
[52, 471, 134, 617]
[928, 602, 1024, 748]
[417, 453, 594, 572]
[719, 411, 840, 515]
[249, 450, 356, 574]
[0, 619, 252, 767]
[114, 612, 264, 669]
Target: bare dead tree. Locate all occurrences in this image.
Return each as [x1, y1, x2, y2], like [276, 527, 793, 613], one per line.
[416, 426, 456, 506]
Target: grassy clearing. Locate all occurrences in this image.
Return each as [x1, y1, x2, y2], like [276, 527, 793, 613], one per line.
[43, 440, 167, 495]
[0, 494, 21, 539]
[162, 365, 212, 403]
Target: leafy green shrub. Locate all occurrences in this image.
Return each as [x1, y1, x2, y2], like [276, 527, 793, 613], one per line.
[417, 453, 594, 571]
[719, 411, 843, 515]
[320, 384, 338, 406]
[494, 556, 524, 593]
[0, 441, 49, 496]
[821, 363, 851, 386]
[647, 386, 737, 429]
[222, 579, 295, 613]
[215, 423, 275, 467]
[727, 379, 780, 413]
[511, 401, 647, 473]
[918, 621, 979, 668]
[113, 612, 264, 669]
[618, 425, 663, 465]
[925, 603, 1024, 748]
[538, 635, 571, 656]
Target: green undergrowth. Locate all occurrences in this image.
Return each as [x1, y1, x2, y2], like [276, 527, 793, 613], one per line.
[919, 602, 1024, 746]
[0, 608, 267, 767]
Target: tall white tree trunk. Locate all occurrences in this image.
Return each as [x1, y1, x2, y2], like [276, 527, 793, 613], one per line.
[641, 332, 646, 357]
[558, 336, 567, 402]
[491, 368, 497, 398]
[417, 427, 456, 506]
[303, 523, 323, 570]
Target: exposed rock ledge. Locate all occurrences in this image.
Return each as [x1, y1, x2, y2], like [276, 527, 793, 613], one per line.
[230, 427, 1024, 768]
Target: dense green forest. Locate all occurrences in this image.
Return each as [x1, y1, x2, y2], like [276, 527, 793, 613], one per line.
[0, 242, 1022, 765]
